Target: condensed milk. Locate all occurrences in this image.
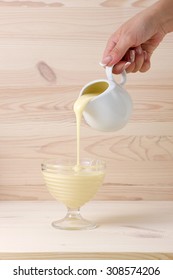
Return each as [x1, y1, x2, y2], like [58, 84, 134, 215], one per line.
[42, 90, 105, 210]
[73, 93, 98, 169]
[43, 163, 105, 209]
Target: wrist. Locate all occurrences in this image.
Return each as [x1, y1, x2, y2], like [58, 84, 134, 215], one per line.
[154, 0, 173, 34]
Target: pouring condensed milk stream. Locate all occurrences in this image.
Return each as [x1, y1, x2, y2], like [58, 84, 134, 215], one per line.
[73, 93, 98, 170]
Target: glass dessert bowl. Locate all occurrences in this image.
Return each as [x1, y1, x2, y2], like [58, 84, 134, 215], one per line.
[41, 158, 106, 230]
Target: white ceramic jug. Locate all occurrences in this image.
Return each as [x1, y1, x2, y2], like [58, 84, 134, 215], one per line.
[79, 66, 133, 132]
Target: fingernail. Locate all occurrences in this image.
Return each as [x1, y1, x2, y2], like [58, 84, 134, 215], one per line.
[122, 62, 131, 71]
[130, 50, 135, 62]
[143, 51, 148, 61]
[101, 55, 112, 65]
[99, 62, 106, 67]
[136, 46, 142, 55]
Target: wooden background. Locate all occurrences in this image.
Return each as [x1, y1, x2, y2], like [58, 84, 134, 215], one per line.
[0, 0, 173, 201]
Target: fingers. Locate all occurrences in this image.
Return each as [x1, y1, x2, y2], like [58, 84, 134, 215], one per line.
[101, 37, 151, 74]
[112, 49, 135, 74]
[102, 33, 132, 66]
[103, 37, 117, 58]
[112, 46, 151, 74]
[137, 49, 151, 72]
[139, 60, 151, 72]
[112, 61, 131, 74]
[130, 46, 144, 72]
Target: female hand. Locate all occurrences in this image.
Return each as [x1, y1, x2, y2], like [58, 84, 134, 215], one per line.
[101, 3, 166, 74]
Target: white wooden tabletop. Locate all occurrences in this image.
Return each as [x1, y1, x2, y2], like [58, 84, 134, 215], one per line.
[0, 201, 173, 259]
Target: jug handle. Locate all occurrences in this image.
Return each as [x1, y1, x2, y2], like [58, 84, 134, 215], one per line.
[106, 66, 126, 86]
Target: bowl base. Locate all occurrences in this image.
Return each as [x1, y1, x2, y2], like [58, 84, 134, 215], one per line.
[52, 211, 97, 230]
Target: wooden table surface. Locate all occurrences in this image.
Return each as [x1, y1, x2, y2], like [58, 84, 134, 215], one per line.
[0, 201, 173, 260]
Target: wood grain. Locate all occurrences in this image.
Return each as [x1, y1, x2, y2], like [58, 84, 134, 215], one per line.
[0, 201, 173, 259]
[1, 252, 173, 260]
[0, 0, 173, 200]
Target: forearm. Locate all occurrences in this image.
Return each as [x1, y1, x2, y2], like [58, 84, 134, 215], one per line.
[153, 0, 173, 34]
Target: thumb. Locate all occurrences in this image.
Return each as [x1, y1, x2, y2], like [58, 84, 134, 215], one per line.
[102, 37, 132, 66]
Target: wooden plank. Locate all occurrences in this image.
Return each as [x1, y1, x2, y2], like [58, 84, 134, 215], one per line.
[1, 87, 173, 124]
[1, 135, 173, 160]
[0, 0, 158, 8]
[0, 5, 172, 87]
[0, 201, 173, 259]
[0, 158, 173, 200]
[0, 184, 173, 201]
[1, 252, 173, 260]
